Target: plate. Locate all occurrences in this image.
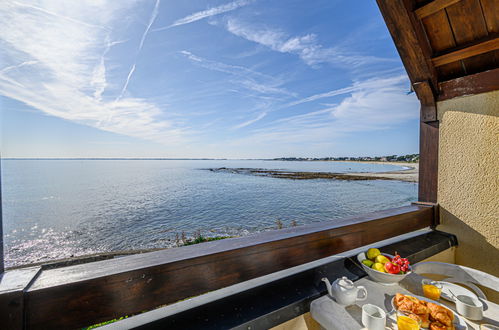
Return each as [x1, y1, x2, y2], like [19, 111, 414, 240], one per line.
[390, 294, 468, 329]
[439, 281, 478, 302]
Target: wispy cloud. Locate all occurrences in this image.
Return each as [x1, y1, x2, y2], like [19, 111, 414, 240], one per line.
[229, 75, 418, 147]
[225, 19, 394, 68]
[180, 50, 294, 97]
[153, 0, 253, 31]
[285, 75, 409, 108]
[0, 0, 187, 145]
[117, 0, 160, 101]
[233, 112, 267, 129]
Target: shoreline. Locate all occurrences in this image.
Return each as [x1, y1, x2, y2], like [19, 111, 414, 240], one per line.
[342, 161, 419, 183]
[208, 161, 419, 183]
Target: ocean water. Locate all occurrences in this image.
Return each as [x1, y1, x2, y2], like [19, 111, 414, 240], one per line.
[1, 159, 418, 268]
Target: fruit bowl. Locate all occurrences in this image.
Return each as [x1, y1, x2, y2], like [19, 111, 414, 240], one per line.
[357, 252, 412, 285]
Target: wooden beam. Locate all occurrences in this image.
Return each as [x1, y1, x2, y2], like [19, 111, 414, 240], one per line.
[0, 267, 41, 330]
[432, 37, 499, 67]
[419, 121, 439, 203]
[415, 0, 463, 19]
[413, 81, 437, 122]
[376, 0, 438, 90]
[22, 205, 434, 329]
[438, 67, 499, 100]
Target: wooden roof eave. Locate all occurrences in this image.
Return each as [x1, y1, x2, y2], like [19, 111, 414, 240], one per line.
[376, 0, 439, 122]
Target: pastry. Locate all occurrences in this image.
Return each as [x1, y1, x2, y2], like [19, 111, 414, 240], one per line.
[428, 302, 454, 326]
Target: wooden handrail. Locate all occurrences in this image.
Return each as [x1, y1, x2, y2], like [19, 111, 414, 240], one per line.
[4, 204, 434, 329]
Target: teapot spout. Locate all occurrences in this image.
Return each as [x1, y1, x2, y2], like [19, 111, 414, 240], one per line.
[321, 277, 333, 297]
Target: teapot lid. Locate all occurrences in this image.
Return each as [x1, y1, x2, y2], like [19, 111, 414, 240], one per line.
[333, 276, 354, 291]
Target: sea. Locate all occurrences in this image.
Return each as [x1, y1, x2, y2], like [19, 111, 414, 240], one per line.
[1, 159, 418, 268]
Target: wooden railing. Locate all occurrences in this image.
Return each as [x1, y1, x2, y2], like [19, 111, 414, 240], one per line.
[0, 204, 435, 329]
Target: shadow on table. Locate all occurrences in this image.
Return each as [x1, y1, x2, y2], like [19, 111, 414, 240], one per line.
[343, 304, 364, 328]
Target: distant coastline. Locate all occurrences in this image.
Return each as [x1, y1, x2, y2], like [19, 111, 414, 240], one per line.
[271, 153, 419, 163]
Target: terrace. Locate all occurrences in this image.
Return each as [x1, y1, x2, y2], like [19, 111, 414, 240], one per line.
[0, 0, 497, 329]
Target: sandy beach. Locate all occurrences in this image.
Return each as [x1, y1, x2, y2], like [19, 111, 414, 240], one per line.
[342, 161, 418, 182]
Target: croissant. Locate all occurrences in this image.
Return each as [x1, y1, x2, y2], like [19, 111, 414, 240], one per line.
[428, 302, 454, 326]
[417, 312, 431, 328]
[429, 322, 455, 330]
[395, 293, 429, 315]
[430, 322, 447, 330]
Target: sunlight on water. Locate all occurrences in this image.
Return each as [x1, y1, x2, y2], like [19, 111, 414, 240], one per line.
[2, 159, 417, 267]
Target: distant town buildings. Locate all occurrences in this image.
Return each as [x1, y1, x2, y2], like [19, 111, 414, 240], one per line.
[272, 154, 419, 163]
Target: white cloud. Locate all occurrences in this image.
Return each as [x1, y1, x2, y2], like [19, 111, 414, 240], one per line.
[285, 75, 409, 107]
[0, 0, 188, 145]
[225, 19, 394, 67]
[154, 0, 253, 31]
[229, 75, 419, 146]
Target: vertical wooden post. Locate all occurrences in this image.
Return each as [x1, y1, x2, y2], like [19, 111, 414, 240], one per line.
[418, 120, 439, 203]
[413, 81, 439, 204]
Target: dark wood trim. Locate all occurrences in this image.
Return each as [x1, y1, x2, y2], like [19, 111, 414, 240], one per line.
[413, 81, 437, 122]
[431, 37, 499, 67]
[414, 0, 462, 19]
[18, 205, 434, 329]
[438, 67, 499, 100]
[0, 267, 41, 330]
[418, 121, 439, 203]
[412, 202, 440, 228]
[376, 0, 438, 94]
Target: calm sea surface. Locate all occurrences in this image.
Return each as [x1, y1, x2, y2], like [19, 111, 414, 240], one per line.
[2, 159, 417, 268]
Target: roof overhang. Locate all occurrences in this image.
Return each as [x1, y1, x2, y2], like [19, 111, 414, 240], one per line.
[377, 0, 499, 121]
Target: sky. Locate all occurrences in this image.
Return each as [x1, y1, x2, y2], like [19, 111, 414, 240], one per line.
[0, 0, 420, 158]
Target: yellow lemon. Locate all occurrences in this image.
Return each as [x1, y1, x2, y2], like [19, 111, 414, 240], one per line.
[372, 262, 386, 272]
[366, 248, 380, 260]
[375, 255, 390, 264]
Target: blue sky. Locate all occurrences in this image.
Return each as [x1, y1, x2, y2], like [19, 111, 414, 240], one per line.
[0, 0, 420, 158]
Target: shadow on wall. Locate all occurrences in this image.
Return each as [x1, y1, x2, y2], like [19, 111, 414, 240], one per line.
[438, 208, 499, 303]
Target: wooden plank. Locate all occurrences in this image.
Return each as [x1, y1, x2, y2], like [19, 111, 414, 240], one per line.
[24, 205, 434, 329]
[479, 0, 499, 67]
[376, 0, 438, 90]
[421, 10, 463, 79]
[431, 37, 499, 66]
[446, 0, 496, 74]
[415, 0, 463, 19]
[438, 67, 499, 100]
[413, 81, 437, 122]
[0, 267, 41, 330]
[480, 0, 499, 34]
[419, 121, 439, 203]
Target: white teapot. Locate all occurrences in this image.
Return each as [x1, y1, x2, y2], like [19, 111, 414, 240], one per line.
[321, 276, 368, 305]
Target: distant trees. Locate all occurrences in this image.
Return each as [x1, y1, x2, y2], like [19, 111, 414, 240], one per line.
[273, 154, 419, 163]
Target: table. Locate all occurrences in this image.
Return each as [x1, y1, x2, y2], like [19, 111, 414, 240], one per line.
[310, 274, 499, 330]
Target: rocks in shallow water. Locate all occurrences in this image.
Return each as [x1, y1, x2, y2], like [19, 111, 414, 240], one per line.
[206, 167, 392, 181]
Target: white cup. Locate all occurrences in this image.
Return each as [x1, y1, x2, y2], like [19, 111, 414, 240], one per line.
[361, 304, 386, 330]
[455, 294, 483, 321]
